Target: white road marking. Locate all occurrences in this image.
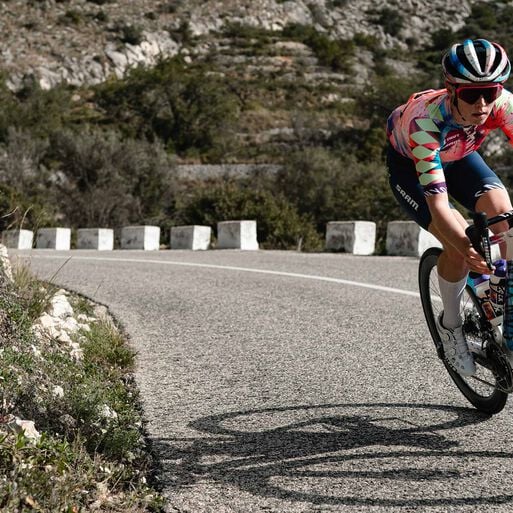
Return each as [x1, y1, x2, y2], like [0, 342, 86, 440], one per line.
[25, 254, 421, 298]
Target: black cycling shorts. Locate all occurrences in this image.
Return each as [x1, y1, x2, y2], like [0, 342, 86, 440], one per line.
[386, 145, 506, 230]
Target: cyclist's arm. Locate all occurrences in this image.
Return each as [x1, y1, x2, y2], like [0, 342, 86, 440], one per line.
[426, 192, 489, 273]
[492, 89, 513, 143]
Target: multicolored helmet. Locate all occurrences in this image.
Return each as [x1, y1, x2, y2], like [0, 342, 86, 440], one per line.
[442, 39, 511, 84]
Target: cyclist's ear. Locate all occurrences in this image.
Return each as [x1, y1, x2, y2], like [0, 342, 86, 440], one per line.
[445, 82, 458, 107]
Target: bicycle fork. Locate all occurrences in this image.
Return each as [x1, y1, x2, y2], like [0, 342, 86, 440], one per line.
[504, 261, 513, 349]
[501, 228, 513, 350]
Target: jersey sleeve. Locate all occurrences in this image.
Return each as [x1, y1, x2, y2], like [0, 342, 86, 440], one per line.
[408, 116, 447, 196]
[493, 90, 513, 144]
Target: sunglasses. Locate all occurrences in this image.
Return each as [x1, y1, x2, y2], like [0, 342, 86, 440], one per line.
[454, 84, 503, 104]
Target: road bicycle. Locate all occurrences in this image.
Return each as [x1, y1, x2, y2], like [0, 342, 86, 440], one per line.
[419, 210, 513, 414]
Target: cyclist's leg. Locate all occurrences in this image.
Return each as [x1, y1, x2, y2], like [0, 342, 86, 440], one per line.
[429, 217, 468, 281]
[445, 151, 512, 257]
[428, 220, 468, 328]
[387, 146, 467, 328]
[387, 146, 475, 374]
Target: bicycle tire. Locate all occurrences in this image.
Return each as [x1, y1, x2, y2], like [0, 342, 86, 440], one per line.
[418, 247, 508, 414]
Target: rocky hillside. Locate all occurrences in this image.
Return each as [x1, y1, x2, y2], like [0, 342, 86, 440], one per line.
[1, 0, 473, 91]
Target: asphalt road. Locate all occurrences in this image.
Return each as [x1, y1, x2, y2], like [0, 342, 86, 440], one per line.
[10, 249, 513, 513]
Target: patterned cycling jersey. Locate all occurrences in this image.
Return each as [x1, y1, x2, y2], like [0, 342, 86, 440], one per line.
[386, 88, 513, 196]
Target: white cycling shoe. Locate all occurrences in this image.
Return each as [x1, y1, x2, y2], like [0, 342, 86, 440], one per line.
[436, 313, 476, 377]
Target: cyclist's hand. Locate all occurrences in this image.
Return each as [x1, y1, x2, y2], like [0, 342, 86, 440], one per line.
[464, 245, 491, 274]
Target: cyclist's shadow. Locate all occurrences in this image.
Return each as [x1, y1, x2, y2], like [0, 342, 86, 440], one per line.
[153, 402, 513, 507]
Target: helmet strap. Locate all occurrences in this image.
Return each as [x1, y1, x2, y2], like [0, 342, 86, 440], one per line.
[449, 87, 468, 124]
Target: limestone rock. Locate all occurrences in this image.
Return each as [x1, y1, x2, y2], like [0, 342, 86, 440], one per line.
[0, 0, 473, 91]
[6, 417, 41, 443]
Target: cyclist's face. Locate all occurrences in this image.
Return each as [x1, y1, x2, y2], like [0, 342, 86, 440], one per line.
[447, 83, 496, 125]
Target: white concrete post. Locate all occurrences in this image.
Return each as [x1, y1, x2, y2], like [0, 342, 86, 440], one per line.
[325, 221, 376, 255]
[77, 228, 114, 250]
[386, 221, 442, 257]
[36, 228, 71, 250]
[121, 225, 160, 250]
[2, 229, 33, 249]
[217, 221, 259, 250]
[171, 225, 211, 250]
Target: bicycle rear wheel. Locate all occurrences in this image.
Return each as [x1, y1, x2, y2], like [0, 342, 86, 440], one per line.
[418, 247, 508, 414]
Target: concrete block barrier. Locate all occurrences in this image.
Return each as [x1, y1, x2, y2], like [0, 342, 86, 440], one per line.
[77, 228, 114, 250]
[171, 225, 211, 250]
[217, 220, 259, 250]
[36, 228, 71, 250]
[121, 225, 160, 250]
[2, 229, 34, 249]
[326, 221, 376, 255]
[386, 221, 442, 257]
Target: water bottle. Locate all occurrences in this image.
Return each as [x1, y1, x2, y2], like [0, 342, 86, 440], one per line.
[468, 272, 495, 320]
[490, 259, 506, 316]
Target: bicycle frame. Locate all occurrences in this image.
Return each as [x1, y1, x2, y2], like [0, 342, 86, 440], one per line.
[466, 210, 513, 350]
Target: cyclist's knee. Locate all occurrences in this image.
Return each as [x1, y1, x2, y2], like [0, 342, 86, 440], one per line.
[441, 246, 466, 267]
[475, 189, 512, 217]
[475, 188, 512, 233]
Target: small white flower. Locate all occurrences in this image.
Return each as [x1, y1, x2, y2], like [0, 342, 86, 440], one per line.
[77, 314, 96, 323]
[30, 345, 41, 357]
[52, 386, 64, 399]
[98, 404, 118, 420]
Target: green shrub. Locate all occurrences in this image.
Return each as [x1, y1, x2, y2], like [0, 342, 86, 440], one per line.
[353, 32, 380, 51]
[94, 58, 240, 160]
[467, 2, 498, 31]
[175, 180, 323, 250]
[0, 129, 57, 232]
[45, 128, 176, 229]
[58, 9, 83, 25]
[328, 0, 350, 7]
[93, 10, 109, 22]
[282, 24, 354, 72]
[273, 147, 404, 252]
[430, 28, 455, 52]
[119, 23, 144, 45]
[222, 22, 274, 42]
[355, 72, 434, 127]
[328, 126, 387, 163]
[0, 78, 73, 143]
[454, 2, 513, 58]
[159, 1, 183, 14]
[0, 183, 56, 234]
[12, 263, 57, 322]
[376, 8, 404, 37]
[0, 271, 164, 510]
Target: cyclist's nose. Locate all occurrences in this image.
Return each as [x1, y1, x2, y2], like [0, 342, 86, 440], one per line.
[475, 95, 487, 106]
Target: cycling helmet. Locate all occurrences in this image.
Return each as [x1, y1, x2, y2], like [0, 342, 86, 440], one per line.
[442, 38, 511, 84]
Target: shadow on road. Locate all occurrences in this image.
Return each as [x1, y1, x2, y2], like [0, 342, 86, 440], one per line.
[152, 402, 513, 507]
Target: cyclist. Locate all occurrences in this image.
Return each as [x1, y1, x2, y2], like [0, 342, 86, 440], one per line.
[386, 39, 513, 377]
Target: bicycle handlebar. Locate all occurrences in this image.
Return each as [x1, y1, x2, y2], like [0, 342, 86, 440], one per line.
[465, 209, 513, 269]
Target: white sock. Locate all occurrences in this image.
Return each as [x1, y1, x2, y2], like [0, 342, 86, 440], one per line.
[437, 273, 467, 329]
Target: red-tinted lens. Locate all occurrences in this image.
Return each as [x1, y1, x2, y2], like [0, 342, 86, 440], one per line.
[457, 85, 502, 104]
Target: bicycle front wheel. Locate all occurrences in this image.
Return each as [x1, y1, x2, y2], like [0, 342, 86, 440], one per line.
[418, 247, 508, 414]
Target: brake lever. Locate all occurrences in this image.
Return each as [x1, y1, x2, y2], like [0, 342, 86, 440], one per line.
[465, 212, 494, 271]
